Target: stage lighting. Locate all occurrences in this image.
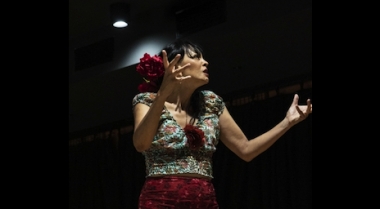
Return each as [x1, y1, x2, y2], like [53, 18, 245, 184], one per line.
[110, 2, 130, 28]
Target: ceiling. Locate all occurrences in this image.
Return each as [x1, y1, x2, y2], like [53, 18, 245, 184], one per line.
[69, 0, 204, 41]
[69, 0, 143, 39]
[69, 0, 312, 134]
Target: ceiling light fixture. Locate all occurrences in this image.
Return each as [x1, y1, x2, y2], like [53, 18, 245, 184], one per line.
[110, 2, 130, 28]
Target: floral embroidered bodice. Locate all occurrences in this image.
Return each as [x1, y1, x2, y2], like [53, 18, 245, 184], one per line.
[132, 90, 225, 178]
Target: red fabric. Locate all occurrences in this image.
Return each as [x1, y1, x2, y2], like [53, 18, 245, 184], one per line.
[138, 176, 219, 209]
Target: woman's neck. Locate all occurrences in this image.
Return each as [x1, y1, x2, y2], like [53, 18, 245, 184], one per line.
[166, 87, 194, 112]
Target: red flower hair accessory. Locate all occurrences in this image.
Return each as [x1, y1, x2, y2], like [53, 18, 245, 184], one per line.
[184, 124, 205, 150]
[136, 53, 164, 93]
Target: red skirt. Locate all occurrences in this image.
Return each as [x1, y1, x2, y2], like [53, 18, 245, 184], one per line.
[138, 176, 219, 209]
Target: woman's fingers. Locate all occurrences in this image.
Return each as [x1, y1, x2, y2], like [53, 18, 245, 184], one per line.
[161, 51, 191, 83]
[162, 50, 169, 68]
[173, 63, 190, 73]
[175, 75, 191, 81]
[162, 50, 180, 69]
[307, 102, 312, 113]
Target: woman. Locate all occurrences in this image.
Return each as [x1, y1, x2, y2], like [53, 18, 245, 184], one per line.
[132, 39, 312, 208]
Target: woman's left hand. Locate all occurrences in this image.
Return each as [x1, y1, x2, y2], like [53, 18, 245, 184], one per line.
[285, 94, 312, 126]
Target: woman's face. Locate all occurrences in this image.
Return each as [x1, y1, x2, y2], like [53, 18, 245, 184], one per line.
[179, 49, 209, 85]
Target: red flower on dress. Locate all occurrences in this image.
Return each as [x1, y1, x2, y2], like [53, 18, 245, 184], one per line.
[136, 53, 164, 93]
[184, 124, 205, 150]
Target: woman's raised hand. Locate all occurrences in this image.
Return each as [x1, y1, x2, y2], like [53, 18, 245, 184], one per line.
[158, 50, 191, 97]
[285, 94, 312, 126]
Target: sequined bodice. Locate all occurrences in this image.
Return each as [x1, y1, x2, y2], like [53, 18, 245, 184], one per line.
[132, 90, 225, 178]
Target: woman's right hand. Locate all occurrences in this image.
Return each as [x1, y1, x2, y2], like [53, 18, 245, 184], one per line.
[158, 50, 191, 97]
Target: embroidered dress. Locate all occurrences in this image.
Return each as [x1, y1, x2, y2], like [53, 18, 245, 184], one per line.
[132, 90, 225, 208]
[138, 176, 219, 209]
[132, 90, 225, 178]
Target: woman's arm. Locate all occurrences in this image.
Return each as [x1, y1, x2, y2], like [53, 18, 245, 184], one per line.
[133, 51, 189, 152]
[219, 94, 312, 162]
[132, 94, 167, 152]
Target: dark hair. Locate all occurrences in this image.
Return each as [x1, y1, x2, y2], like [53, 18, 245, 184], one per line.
[158, 39, 204, 64]
[158, 39, 205, 124]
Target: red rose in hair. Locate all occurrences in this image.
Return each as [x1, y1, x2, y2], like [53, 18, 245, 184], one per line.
[136, 53, 164, 80]
[136, 53, 164, 93]
[184, 124, 205, 150]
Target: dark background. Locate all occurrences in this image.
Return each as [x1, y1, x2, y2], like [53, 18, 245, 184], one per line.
[69, 0, 312, 133]
[69, 0, 312, 208]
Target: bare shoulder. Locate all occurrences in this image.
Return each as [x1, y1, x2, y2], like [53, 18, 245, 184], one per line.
[133, 103, 150, 115]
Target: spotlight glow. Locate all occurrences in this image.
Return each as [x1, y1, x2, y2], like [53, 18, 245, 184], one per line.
[113, 21, 128, 28]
